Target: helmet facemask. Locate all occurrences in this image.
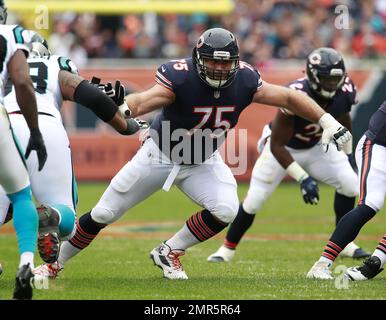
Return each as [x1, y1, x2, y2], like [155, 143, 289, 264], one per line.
[28, 31, 51, 58]
[309, 68, 345, 99]
[30, 42, 51, 58]
[196, 50, 239, 89]
[193, 28, 240, 89]
[306, 48, 346, 99]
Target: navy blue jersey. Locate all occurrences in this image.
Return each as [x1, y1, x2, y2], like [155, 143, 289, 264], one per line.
[280, 77, 357, 149]
[150, 58, 262, 164]
[365, 100, 386, 147]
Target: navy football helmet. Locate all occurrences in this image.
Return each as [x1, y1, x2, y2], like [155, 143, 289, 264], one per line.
[29, 31, 51, 58]
[193, 28, 239, 89]
[0, 0, 7, 24]
[306, 47, 346, 99]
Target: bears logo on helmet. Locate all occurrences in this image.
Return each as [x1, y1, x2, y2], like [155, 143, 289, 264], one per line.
[306, 47, 346, 99]
[192, 28, 240, 89]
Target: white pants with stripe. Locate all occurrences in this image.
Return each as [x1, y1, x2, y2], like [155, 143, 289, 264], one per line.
[90, 138, 239, 225]
[0, 112, 75, 225]
[356, 135, 386, 211]
[0, 105, 30, 203]
[243, 124, 358, 214]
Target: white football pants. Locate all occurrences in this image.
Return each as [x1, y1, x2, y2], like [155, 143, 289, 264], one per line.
[0, 112, 76, 225]
[0, 105, 30, 205]
[356, 135, 386, 212]
[90, 138, 239, 225]
[243, 124, 358, 214]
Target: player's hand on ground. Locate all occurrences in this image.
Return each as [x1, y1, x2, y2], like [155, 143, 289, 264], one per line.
[25, 128, 48, 171]
[300, 176, 319, 205]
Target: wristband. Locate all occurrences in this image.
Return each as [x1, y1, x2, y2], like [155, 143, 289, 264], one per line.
[286, 161, 309, 182]
[318, 113, 339, 130]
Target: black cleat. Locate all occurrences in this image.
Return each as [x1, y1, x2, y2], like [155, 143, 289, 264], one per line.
[13, 264, 34, 300]
[346, 256, 384, 281]
[352, 247, 372, 259]
[37, 205, 60, 263]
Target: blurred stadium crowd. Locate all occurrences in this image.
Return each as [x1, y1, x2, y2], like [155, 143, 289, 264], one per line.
[12, 0, 386, 69]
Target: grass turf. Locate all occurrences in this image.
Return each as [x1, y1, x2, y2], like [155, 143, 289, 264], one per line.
[0, 182, 385, 300]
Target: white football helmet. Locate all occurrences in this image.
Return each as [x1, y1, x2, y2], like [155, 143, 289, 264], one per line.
[28, 31, 51, 58]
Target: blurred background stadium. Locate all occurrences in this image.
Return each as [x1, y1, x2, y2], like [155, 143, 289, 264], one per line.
[6, 0, 386, 182]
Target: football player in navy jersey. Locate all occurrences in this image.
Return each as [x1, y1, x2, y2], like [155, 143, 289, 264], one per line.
[35, 29, 352, 280]
[307, 101, 386, 280]
[208, 48, 371, 263]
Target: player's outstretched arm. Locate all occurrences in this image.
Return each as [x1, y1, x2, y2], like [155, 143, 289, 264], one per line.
[253, 81, 326, 122]
[59, 70, 142, 135]
[253, 81, 352, 150]
[124, 83, 176, 117]
[270, 110, 296, 170]
[270, 110, 319, 204]
[8, 49, 47, 170]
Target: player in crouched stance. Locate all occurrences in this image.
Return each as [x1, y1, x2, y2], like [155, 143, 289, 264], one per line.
[0, 33, 146, 269]
[208, 48, 370, 263]
[307, 101, 386, 280]
[0, 8, 48, 299]
[35, 28, 351, 280]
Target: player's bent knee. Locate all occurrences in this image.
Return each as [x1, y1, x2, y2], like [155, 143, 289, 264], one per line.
[211, 201, 239, 224]
[364, 199, 383, 213]
[90, 206, 117, 225]
[242, 190, 268, 214]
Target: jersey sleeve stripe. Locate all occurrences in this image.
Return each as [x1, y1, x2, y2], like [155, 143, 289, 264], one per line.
[280, 107, 294, 116]
[58, 57, 69, 71]
[155, 72, 173, 89]
[155, 78, 174, 92]
[156, 71, 172, 86]
[13, 25, 25, 44]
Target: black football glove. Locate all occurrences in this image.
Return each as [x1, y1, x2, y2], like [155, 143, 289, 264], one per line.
[106, 81, 131, 117]
[300, 176, 319, 205]
[90, 76, 106, 92]
[25, 128, 47, 171]
[106, 80, 132, 118]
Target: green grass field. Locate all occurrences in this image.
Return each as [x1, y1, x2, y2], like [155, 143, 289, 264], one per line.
[0, 182, 385, 300]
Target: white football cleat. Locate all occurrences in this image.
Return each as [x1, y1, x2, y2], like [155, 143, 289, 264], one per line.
[345, 256, 384, 281]
[33, 262, 63, 279]
[150, 242, 188, 280]
[307, 261, 333, 280]
[207, 245, 235, 262]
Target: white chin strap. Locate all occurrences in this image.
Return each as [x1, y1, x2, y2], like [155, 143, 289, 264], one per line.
[319, 88, 336, 98]
[206, 77, 223, 88]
